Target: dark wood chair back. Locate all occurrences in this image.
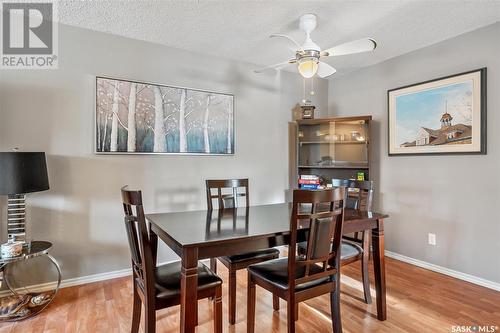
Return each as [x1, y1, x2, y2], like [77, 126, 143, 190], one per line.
[206, 179, 250, 210]
[121, 186, 156, 300]
[332, 179, 374, 211]
[288, 188, 346, 289]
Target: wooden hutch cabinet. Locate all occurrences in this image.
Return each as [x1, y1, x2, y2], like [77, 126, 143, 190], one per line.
[289, 116, 372, 189]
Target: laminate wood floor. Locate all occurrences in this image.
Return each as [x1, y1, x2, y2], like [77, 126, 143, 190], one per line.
[0, 257, 499, 333]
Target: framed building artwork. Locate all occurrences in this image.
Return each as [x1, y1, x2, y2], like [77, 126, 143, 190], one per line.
[388, 68, 486, 155]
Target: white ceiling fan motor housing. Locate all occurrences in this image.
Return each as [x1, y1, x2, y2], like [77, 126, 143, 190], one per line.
[299, 14, 321, 52]
[299, 14, 317, 35]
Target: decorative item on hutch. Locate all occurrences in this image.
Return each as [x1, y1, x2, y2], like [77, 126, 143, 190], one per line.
[300, 101, 315, 119]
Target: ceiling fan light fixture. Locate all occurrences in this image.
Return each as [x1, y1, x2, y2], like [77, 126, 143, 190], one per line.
[256, 14, 378, 78]
[297, 57, 318, 78]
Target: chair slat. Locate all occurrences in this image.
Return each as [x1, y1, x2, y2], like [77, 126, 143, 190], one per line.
[296, 209, 342, 220]
[206, 179, 249, 210]
[295, 268, 338, 285]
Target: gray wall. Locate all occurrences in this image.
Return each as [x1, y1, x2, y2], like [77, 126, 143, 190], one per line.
[2, 21, 497, 285]
[328, 23, 500, 283]
[0, 24, 328, 280]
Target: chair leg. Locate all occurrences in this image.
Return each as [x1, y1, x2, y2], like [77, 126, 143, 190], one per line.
[273, 294, 280, 311]
[229, 268, 237, 324]
[362, 230, 372, 304]
[247, 272, 256, 333]
[209, 258, 218, 301]
[330, 280, 342, 333]
[295, 303, 299, 321]
[131, 284, 141, 333]
[272, 252, 280, 312]
[287, 299, 296, 333]
[210, 258, 217, 274]
[213, 286, 223, 333]
[144, 305, 156, 333]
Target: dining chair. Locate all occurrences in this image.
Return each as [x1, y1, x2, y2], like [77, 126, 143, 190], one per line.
[121, 186, 223, 333]
[298, 179, 374, 305]
[205, 179, 280, 325]
[247, 188, 346, 333]
[336, 178, 374, 304]
[298, 179, 373, 304]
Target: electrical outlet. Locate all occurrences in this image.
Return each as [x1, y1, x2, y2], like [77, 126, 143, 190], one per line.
[428, 233, 436, 246]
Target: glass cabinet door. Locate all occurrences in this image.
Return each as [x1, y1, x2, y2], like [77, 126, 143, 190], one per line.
[298, 119, 369, 169]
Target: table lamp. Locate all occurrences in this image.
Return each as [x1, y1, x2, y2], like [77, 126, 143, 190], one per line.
[0, 152, 49, 245]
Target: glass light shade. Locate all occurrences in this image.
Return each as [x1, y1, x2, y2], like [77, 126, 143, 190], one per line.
[297, 58, 318, 78]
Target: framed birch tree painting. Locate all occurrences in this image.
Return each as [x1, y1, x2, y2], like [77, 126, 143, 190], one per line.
[388, 68, 486, 156]
[95, 76, 234, 155]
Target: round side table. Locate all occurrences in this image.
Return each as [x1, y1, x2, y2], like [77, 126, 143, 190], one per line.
[0, 241, 61, 321]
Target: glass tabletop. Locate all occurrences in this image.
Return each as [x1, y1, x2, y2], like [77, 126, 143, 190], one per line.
[0, 241, 52, 264]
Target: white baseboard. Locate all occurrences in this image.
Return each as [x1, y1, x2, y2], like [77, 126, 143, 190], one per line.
[385, 250, 500, 292]
[0, 267, 132, 297]
[59, 267, 132, 288]
[0, 260, 178, 296]
[5, 255, 499, 296]
[61, 259, 192, 289]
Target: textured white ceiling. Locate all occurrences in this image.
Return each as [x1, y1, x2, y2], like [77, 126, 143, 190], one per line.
[59, 0, 500, 76]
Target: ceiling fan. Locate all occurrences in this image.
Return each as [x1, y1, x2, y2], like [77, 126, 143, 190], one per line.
[255, 14, 377, 78]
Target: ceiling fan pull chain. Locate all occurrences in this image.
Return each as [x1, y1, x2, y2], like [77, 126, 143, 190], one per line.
[302, 78, 306, 103]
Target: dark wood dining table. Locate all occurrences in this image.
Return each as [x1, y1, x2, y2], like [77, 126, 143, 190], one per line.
[147, 203, 389, 333]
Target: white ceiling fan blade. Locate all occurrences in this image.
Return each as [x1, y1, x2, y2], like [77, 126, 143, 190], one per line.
[321, 38, 377, 57]
[317, 62, 337, 78]
[254, 59, 296, 74]
[269, 34, 303, 51]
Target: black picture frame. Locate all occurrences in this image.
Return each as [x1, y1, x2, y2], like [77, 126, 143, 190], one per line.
[387, 68, 486, 156]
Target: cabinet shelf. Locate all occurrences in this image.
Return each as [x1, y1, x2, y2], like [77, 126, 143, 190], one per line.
[298, 165, 369, 169]
[299, 140, 367, 145]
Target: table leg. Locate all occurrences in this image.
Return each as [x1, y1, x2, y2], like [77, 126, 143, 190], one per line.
[180, 247, 198, 333]
[372, 218, 387, 321]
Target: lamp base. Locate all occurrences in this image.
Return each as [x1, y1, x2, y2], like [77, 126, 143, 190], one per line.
[6, 194, 26, 244]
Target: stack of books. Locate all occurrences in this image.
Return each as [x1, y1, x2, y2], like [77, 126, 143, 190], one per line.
[299, 175, 320, 190]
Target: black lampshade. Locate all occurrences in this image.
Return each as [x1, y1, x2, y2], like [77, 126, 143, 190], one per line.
[0, 152, 49, 195]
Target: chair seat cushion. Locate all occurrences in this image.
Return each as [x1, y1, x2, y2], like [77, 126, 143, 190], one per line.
[341, 240, 363, 259]
[153, 261, 222, 299]
[220, 248, 280, 264]
[247, 257, 330, 291]
[297, 240, 363, 260]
